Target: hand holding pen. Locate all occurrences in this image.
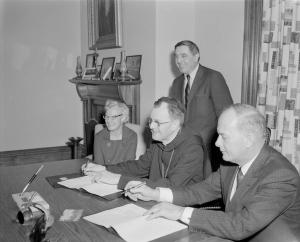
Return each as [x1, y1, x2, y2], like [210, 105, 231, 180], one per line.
[122, 181, 146, 195]
[20, 165, 44, 196]
[124, 181, 160, 202]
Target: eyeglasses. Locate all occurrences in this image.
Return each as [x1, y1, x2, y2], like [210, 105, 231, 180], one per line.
[103, 114, 122, 120]
[148, 118, 171, 127]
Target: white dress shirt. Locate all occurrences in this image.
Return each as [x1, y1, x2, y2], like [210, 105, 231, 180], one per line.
[183, 64, 199, 95]
[157, 154, 259, 224]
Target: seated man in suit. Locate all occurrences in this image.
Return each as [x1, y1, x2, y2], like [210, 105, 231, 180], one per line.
[82, 97, 207, 189]
[126, 104, 300, 242]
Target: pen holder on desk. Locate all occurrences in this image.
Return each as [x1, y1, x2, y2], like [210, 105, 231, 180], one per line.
[29, 204, 54, 242]
[16, 203, 54, 242]
[17, 204, 44, 225]
[12, 192, 50, 225]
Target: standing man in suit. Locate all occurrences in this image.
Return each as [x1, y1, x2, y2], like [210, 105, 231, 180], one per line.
[170, 40, 233, 172]
[126, 104, 300, 242]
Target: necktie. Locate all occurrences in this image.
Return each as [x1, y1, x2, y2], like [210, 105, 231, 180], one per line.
[185, 74, 190, 109]
[236, 166, 244, 189]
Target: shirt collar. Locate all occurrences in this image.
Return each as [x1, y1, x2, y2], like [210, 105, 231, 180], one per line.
[185, 64, 199, 86]
[240, 152, 260, 175]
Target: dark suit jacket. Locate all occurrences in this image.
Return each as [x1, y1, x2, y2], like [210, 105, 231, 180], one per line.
[169, 65, 233, 145]
[172, 145, 300, 242]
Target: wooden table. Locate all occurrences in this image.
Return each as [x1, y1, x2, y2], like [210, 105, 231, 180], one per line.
[0, 159, 211, 242]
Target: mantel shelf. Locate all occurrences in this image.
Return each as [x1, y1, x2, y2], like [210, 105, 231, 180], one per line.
[69, 78, 142, 86]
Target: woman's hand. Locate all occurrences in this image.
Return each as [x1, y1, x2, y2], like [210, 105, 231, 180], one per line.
[81, 162, 105, 176]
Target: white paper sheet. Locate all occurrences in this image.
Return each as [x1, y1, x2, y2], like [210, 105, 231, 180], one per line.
[83, 204, 187, 242]
[114, 215, 187, 242]
[83, 204, 146, 228]
[81, 182, 121, 197]
[58, 176, 92, 189]
[58, 176, 121, 196]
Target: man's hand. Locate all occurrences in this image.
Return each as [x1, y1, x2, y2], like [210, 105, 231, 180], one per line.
[81, 162, 106, 175]
[93, 170, 121, 185]
[124, 181, 160, 202]
[144, 202, 185, 221]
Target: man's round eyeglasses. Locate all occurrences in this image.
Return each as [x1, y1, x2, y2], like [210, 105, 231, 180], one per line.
[103, 114, 122, 120]
[148, 118, 171, 127]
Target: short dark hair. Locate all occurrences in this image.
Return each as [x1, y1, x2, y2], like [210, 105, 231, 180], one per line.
[154, 97, 185, 125]
[175, 40, 200, 57]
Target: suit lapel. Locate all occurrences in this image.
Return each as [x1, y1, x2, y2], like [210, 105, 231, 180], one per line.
[228, 145, 269, 204]
[177, 75, 185, 104]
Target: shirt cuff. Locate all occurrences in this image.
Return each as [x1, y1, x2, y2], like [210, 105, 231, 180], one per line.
[158, 187, 173, 203]
[180, 207, 194, 224]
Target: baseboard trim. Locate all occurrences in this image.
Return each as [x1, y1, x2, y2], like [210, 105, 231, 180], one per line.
[0, 146, 83, 166]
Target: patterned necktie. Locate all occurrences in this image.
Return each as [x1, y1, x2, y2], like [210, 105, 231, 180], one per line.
[236, 166, 244, 189]
[185, 74, 190, 109]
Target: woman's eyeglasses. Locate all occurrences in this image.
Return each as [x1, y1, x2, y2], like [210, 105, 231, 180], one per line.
[103, 114, 122, 120]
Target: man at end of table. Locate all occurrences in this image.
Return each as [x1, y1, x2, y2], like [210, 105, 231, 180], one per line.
[126, 103, 300, 242]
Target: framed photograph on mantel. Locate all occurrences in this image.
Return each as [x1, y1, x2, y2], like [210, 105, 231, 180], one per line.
[87, 0, 123, 50]
[100, 57, 115, 80]
[113, 62, 121, 80]
[83, 68, 97, 80]
[86, 53, 98, 69]
[126, 55, 142, 80]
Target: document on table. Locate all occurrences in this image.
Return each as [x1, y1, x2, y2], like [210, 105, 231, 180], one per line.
[57, 176, 121, 197]
[83, 204, 187, 242]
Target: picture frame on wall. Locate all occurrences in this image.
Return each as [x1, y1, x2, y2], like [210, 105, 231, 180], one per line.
[126, 55, 142, 80]
[100, 57, 115, 80]
[87, 0, 123, 50]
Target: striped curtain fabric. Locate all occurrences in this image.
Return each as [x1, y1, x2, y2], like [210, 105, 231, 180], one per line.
[256, 0, 300, 172]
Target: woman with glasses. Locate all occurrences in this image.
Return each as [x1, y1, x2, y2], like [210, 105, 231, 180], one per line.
[92, 99, 137, 165]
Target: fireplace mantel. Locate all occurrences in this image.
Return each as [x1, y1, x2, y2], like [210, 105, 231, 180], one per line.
[69, 78, 141, 125]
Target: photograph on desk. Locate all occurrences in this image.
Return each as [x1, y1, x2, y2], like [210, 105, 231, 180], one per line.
[126, 55, 142, 80]
[100, 57, 115, 80]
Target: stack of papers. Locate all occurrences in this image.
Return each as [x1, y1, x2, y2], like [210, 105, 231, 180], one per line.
[83, 204, 187, 242]
[57, 176, 121, 197]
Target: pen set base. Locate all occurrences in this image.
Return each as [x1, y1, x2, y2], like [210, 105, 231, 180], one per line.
[12, 192, 50, 224]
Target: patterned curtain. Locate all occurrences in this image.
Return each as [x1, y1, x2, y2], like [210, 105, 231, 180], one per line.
[257, 0, 300, 172]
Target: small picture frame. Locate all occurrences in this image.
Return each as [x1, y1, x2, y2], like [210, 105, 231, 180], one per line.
[113, 62, 121, 80]
[100, 57, 115, 80]
[126, 55, 142, 80]
[86, 53, 98, 69]
[83, 68, 97, 79]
